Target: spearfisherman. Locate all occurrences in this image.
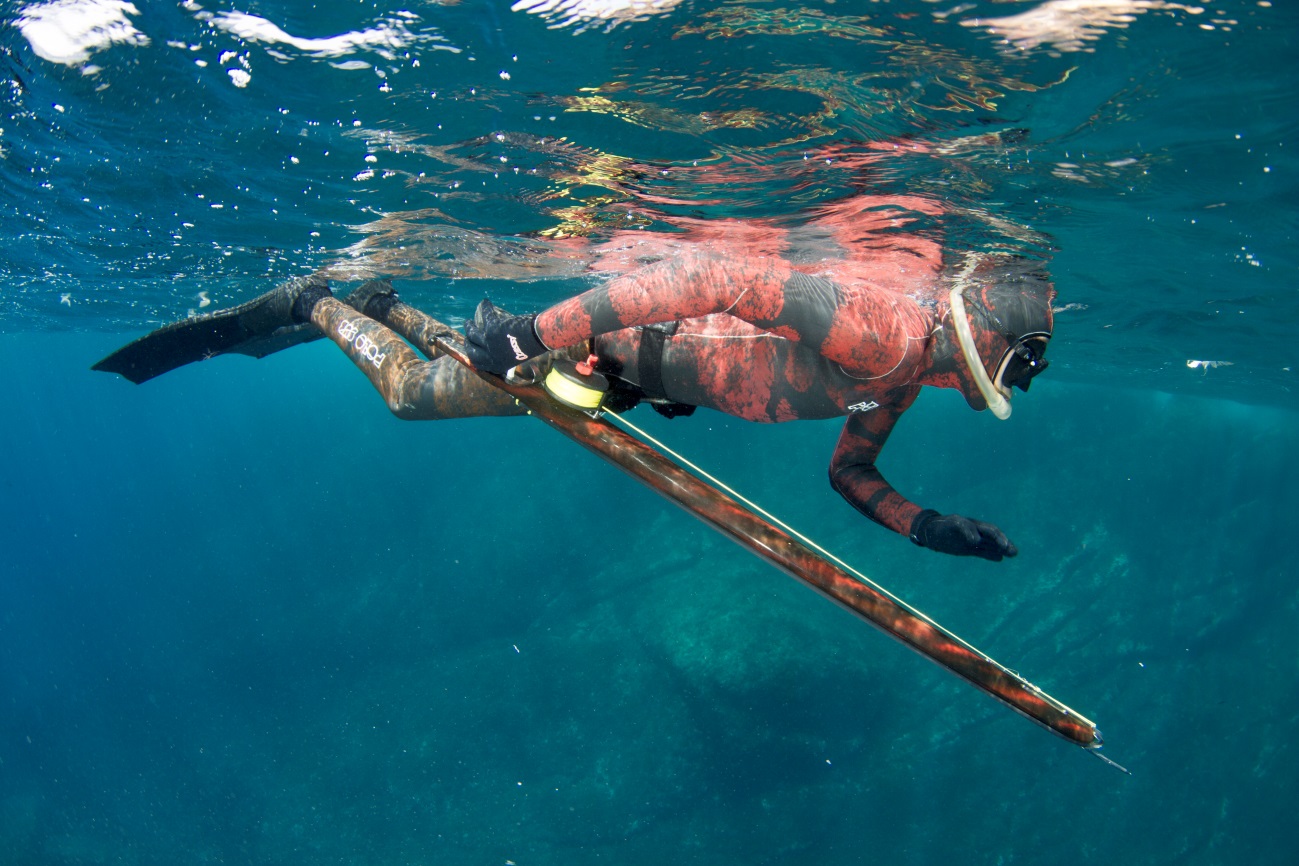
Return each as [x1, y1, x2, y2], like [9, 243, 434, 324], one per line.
[95, 195, 1052, 562]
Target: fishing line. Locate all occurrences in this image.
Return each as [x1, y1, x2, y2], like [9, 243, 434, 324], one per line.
[604, 407, 1125, 768]
[605, 408, 1000, 666]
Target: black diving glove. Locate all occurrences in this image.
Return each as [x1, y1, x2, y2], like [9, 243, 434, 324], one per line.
[463, 299, 548, 374]
[909, 509, 1018, 562]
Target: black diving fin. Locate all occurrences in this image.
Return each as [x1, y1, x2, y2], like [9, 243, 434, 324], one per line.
[91, 276, 387, 384]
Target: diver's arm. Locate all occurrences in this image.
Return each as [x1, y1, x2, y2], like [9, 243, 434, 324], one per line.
[830, 391, 1018, 561]
[463, 249, 795, 374]
[539, 248, 788, 325]
[827, 393, 923, 537]
[465, 247, 923, 377]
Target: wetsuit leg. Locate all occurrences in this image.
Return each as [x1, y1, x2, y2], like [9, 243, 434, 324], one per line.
[382, 300, 470, 361]
[309, 297, 524, 420]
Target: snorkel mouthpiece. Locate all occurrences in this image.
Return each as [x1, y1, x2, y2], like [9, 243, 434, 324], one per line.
[949, 285, 1012, 420]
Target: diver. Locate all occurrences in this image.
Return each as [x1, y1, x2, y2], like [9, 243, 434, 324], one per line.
[95, 235, 1052, 562]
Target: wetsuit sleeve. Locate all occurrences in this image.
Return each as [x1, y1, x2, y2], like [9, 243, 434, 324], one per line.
[827, 389, 923, 536]
[533, 248, 918, 376]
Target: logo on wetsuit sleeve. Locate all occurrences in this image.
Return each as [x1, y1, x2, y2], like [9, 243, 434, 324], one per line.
[847, 400, 880, 413]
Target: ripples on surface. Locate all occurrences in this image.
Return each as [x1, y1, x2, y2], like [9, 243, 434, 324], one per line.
[2, 0, 1294, 403]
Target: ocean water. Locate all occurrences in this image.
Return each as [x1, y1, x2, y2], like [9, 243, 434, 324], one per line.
[2, 1, 1297, 864]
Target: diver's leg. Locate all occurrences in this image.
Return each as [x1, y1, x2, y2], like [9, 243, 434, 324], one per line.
[307, 294, 525, 420]
[378, 298, 460, 362]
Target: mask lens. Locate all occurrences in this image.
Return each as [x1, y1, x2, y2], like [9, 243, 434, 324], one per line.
[997, 335, 1050, 392]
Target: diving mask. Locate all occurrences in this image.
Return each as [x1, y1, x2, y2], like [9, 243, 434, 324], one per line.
[949, 286, 1051, 420]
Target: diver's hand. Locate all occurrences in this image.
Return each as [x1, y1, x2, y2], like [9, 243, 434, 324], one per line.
[909, 510, 1018, 562]
[463, 299, 548, 374]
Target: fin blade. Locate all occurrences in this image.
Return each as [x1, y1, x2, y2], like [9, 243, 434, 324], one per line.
[92, 315, 320, 383]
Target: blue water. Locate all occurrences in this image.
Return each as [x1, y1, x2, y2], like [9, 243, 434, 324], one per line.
[3, 1, 1298, 864]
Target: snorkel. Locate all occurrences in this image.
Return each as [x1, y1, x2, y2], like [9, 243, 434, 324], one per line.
[949, 284, 1012, 420]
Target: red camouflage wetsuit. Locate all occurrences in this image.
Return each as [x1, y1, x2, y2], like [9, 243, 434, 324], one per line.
[532, 195, 952, 539]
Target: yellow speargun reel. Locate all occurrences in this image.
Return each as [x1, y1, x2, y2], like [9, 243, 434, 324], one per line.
[543, 355, 609, 413]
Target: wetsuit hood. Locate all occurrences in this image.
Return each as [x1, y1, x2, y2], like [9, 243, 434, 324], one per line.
[944, 258, 1055, 418]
